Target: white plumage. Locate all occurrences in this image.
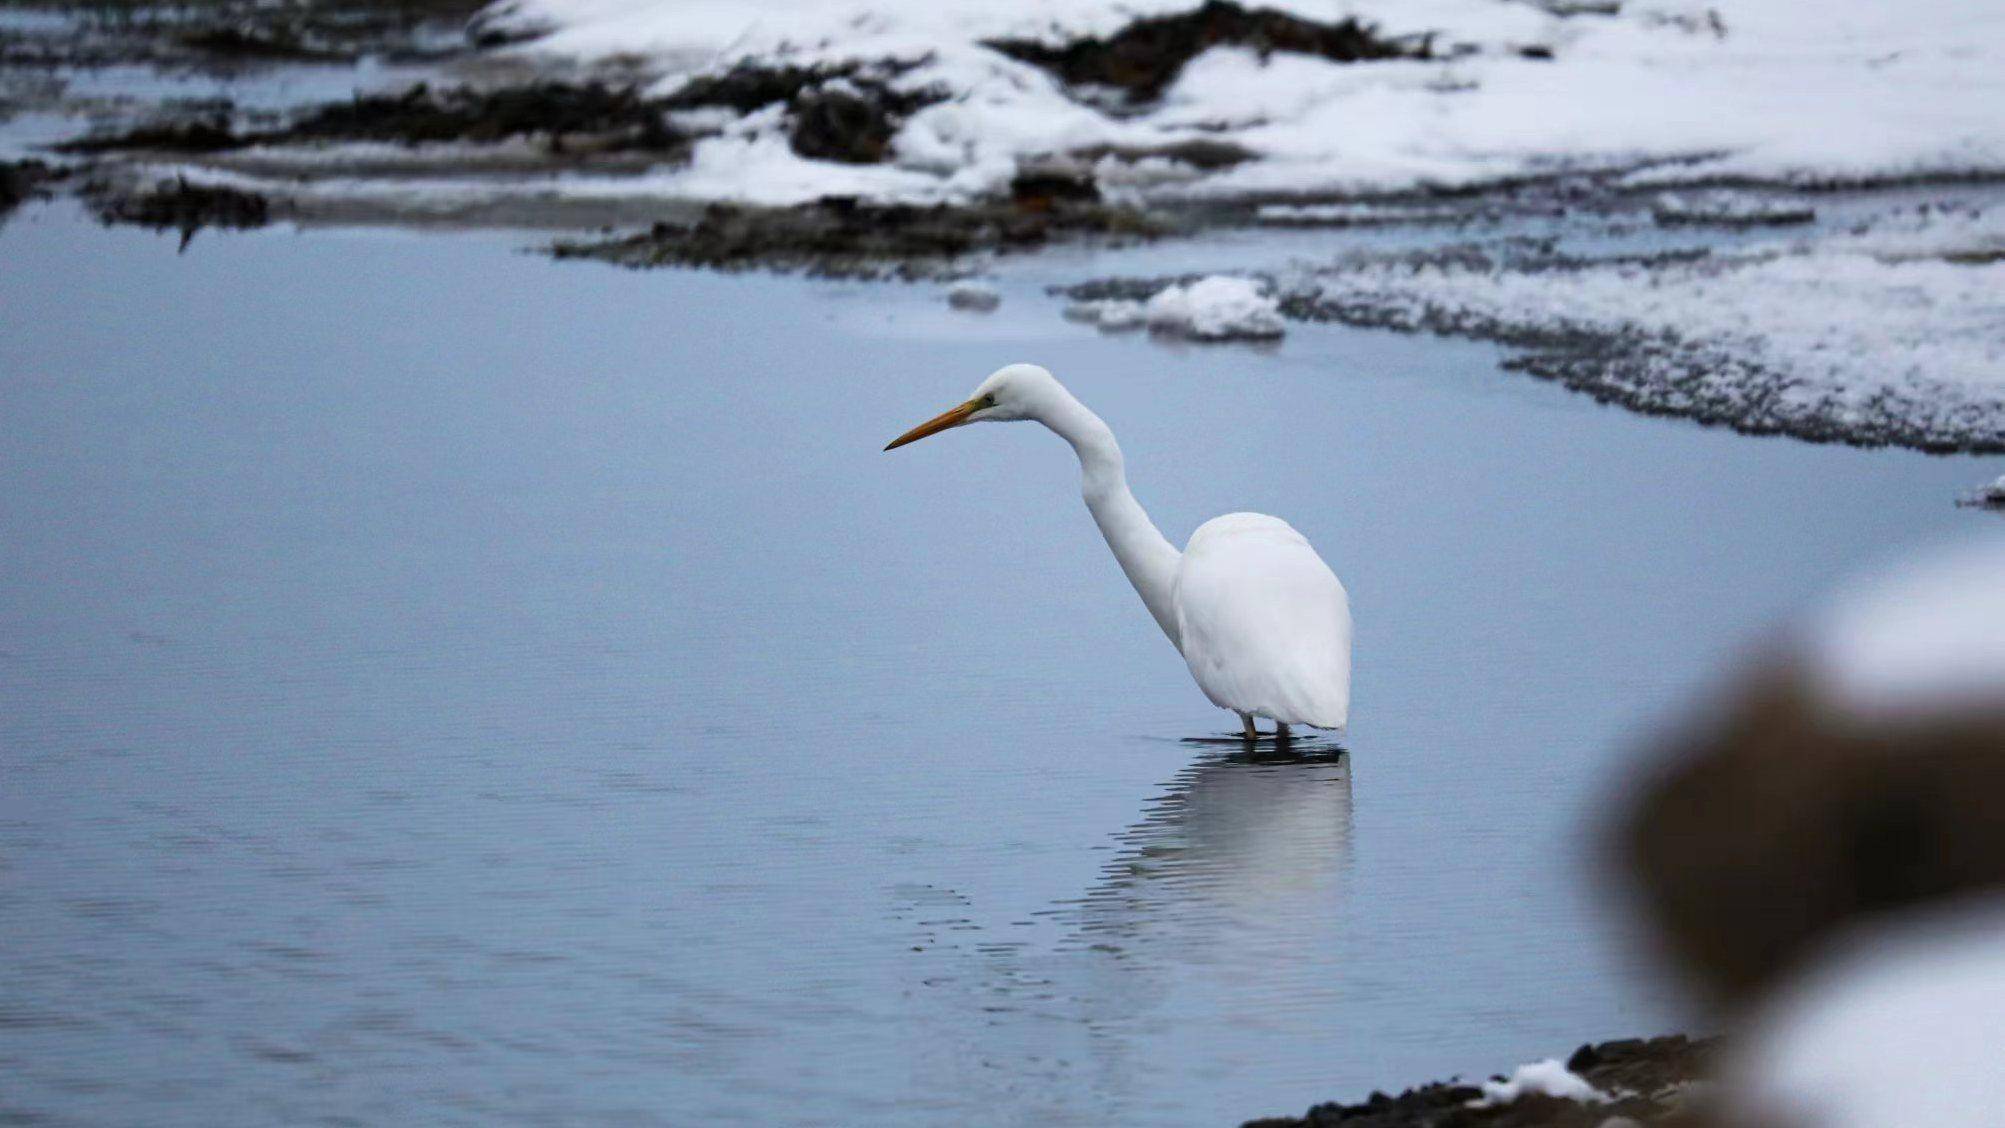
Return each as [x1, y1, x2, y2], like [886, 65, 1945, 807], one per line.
[1176, 514, 1351, 729]
[886, 364, 1352, 738]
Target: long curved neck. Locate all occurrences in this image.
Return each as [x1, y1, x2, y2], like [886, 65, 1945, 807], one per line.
[1038, 392, 1183, 648]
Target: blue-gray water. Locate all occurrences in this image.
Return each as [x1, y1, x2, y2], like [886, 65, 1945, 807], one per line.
[0, 205, 1994, 1126]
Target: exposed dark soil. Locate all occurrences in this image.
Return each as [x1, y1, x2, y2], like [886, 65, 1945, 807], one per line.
[552, 196, 1163, 280]
[60, 82, 689, 155]
[1071, 138, 1259, 171]
[59, 61, 951, 166]
[986, 0, 1433, 103]
[57, 117, 242, 154]
[658, 62, 838, 113]
[789, 87, 901, 164]
[86, 173, 270, 246]
[177, 26, 347, 63]
[287, 82, 682, 150]
[0, 0, 484, 69]
[1245, 1035, 1717, 1128]
[0, 158, 58, 216]
[661, 61, 950, 165]
[1010, 165, 1105, 208]
[1650, 201, 1816, 228]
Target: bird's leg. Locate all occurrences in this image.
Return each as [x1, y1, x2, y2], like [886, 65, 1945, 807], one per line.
[1239, 713, 1258, 742]
[1274, 722, 1292, 745]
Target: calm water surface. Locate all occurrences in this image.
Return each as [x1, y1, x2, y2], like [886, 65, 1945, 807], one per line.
[0, 206, 1993, 1126]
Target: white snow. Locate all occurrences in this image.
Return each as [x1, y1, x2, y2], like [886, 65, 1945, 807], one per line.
[322, 0, 2005, 449]
[1144, 275, 1285, 340]
[473, 0, 2005, 204]
[1294, 204, 2005, 449]
[1650, 190, 1814, 227]
[1969, 472, 2005, 507]
[1725, 896, 2005, 1128]
[1255, 201, 1464, 227]
[644, 114, 954, 206]
[1469, 1059, 1607, 1107]
[1802, 530, 2005, 721]
[1065, 298, 1148, 331]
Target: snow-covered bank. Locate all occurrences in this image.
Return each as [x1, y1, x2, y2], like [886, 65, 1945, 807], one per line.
[1065, 196, 2005, 453]
[472, 0, 2005, 206]
[1070, 274, 1287, 340]
[1295, 205, 2005, 451]
[19, 0, 2004, 454]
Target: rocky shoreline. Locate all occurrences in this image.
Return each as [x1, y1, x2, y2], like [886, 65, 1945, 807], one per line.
[1246, 1035, 1717, 1128]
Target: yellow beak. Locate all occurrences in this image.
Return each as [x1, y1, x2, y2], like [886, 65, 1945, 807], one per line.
[884, 399, 982, 451]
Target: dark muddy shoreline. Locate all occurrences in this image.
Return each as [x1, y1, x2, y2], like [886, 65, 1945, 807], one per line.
[0, 155, 56, 214]
[1246, 1035, 1717, 1128]
[0, 0, 483, 69]
[550, 194, 1164, 280]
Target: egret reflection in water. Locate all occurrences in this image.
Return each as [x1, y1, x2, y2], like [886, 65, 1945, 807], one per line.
[894, 743, 1356, 1120]
[1071, 743, 1355, 962]
[892, 743, 1357, 971]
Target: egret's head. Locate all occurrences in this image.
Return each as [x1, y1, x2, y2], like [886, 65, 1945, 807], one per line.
[883, 363, 1060, 450]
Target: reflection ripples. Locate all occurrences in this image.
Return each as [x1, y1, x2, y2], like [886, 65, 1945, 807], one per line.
[1068, 742, 1354, 963]
[898, 742, 1356, 1124]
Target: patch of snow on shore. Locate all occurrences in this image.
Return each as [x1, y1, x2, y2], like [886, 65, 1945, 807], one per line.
[475, 0, 2005, 203]
[1065, 298, 1148, 331]
[1145, 276, 1285, 340]
[1470, 1059, 1607, 1107]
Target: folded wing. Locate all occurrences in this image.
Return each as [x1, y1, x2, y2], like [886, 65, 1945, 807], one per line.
[1174, 513, 1351, 729]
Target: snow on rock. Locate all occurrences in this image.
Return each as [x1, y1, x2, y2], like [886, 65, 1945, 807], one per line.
[1801, 530, 2005, 722]
[1725, 897, 2005, 1128]
[1961, 473, 2005, 509]
[1142, 275, 1284, 340]
[1650, 190, 1814, 228]
[1469, 1059, 1608, 1107]
[471, 0, 2005, 204]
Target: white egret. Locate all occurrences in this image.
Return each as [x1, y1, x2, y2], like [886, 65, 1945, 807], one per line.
[885, 363, 1350, 740]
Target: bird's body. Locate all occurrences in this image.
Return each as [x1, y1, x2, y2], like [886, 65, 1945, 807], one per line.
[886, 364, 1351, 738]
[1177, 514, 1351, 730]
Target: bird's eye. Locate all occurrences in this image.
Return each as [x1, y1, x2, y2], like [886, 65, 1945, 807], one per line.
[981, 394, 998, 408]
